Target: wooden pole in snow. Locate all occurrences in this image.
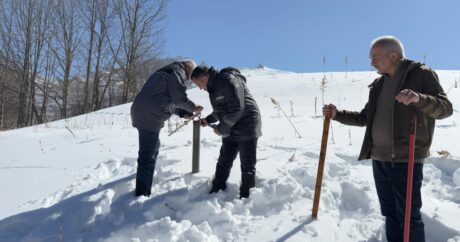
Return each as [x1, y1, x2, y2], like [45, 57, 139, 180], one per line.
[312, 109, 331, 219]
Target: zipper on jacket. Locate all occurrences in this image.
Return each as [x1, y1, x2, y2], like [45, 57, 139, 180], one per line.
[391, 103, 396, 166]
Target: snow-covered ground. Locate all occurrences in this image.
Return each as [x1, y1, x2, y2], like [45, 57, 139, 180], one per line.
[1, 67, 459, 241]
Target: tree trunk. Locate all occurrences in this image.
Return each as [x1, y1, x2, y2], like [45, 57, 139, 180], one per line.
[16, 0, 34, 128]
[0, 69, 7, 130]
[83, 0, 97, 114]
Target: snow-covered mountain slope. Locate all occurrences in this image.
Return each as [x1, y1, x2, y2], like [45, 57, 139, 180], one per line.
[1, 68, 459, 241]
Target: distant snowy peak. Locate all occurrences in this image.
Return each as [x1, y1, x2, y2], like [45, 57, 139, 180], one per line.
[238, 65, 296, 75]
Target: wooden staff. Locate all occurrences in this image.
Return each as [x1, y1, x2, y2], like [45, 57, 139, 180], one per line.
[312, 108, 331, 219]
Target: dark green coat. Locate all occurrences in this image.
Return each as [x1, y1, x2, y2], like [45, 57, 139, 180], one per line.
[334, 60, 453, 161]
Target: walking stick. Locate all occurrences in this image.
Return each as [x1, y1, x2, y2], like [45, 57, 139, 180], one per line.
[312, 108, 331, 219]
[404, 114, 417, 242]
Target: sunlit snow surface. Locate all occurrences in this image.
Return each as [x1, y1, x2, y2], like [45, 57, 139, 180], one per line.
[1, 67, 459, 241]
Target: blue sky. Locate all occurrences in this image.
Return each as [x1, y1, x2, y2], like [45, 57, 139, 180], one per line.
[164, 0, 459, 72]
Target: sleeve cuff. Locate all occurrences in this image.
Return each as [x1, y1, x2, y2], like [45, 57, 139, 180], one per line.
[205, 115, 218, 124]
[413, 94, 428, 109]
[217, 122, 231, 136]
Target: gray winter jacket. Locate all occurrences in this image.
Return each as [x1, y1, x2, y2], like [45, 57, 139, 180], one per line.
[131, 62, 196, 133]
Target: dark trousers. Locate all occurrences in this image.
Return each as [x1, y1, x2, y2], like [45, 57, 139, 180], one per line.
[372, 160, 425, 242]
[212, 138, 258, 198]
[135, 129, 160, 196]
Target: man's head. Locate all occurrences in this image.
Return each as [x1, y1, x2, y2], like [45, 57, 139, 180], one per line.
[180, 59, 196, 80]
[369, 36, 405, 76]
[191, 66, 210, 90]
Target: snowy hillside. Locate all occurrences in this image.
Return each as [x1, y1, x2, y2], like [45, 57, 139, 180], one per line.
[1, 68, 459, 241]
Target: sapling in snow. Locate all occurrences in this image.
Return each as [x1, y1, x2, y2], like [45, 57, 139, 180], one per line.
[270, 97, 302, 138]
[314, 96, 318, 118]
[348, 128, 352, 146]
[167, 117, 173, 133]
[289, 150, 296, 162]
[320, 74, 327, 107]
[330, 123, 335, 144]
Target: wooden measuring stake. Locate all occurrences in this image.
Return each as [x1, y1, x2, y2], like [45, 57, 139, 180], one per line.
[312, 110, 331, 219]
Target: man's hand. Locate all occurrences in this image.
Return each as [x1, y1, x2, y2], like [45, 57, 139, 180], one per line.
[194, 105, 203, 114]
[323, 104, 337, 119]
[200, 118, 208, 127]
[213, 128, 221, 136]
[395, 89, 420, 105]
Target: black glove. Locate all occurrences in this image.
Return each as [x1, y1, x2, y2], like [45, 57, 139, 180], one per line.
[177, 109, 193, 118]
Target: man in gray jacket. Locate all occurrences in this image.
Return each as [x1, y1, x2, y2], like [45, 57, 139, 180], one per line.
[324, 36, 452, 242]
[191, 66, 262, 198]
[131, 59, 203, 197]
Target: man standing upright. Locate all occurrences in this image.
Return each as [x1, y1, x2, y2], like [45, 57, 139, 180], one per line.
[131, 59, 203, 197]
[323, 36, 452, 242]
[191, 66, 262, 198]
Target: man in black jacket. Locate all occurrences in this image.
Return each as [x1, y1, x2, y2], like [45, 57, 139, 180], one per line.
[131, 60, 203, 197]
[323, 36, 452, 242]
[191, 66, 262, 198]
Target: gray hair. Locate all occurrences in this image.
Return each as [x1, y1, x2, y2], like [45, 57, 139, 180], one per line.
[370, 36, 405, 58]
[181, 59, 196, 72]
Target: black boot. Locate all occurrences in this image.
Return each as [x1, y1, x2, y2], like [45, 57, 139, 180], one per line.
[135, 189, 151, 197]
[209, 186, 221, 194]
[209, 183, 226, 194]
[239, 171, 255, 198]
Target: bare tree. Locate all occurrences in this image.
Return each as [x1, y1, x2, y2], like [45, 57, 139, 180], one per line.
[0, 0, 35, 128]
[27, 0, 52, 126]
[0, 0, 168, 130]
[81, 0, 98, 114]
[0, 0, 13, 130]
[49, 0, 83, 118]
[35, 41, 58, 124]
[91, 0, 115, 111]
[114, 0, 166, 103]
[103, 33, 123, 108]
[0, 0, 56, 128]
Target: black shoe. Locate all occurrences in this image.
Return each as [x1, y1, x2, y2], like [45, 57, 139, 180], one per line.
[239, 192, 249, 199]
[135, 189, 151, 197]
[209, 185, 224, 194]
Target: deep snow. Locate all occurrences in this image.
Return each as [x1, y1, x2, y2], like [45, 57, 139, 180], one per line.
[0, 67, 459, 241]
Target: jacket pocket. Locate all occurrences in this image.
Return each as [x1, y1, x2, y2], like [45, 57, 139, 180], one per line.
[415, 116, 430, 150]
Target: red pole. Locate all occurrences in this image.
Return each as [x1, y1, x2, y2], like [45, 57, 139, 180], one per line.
[404, 115, 417, 242]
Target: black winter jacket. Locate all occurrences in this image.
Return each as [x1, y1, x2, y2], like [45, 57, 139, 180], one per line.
[131, 62, 196, 133]
[205, 67, 262, 142]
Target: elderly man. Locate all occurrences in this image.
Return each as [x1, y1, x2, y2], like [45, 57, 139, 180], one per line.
[191, 66, 262, 198]
[131, 59, 203, 197]
[323, 36, 452, 242]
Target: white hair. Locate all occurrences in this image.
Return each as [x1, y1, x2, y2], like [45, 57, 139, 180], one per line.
[180, 59, 196, 80]
[370, 36, 405, 58]
[181, 59, 196, 71]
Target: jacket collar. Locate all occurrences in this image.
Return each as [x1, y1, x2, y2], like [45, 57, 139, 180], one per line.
[369, 59, 422, 88]
[206, 67, 219, 91]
